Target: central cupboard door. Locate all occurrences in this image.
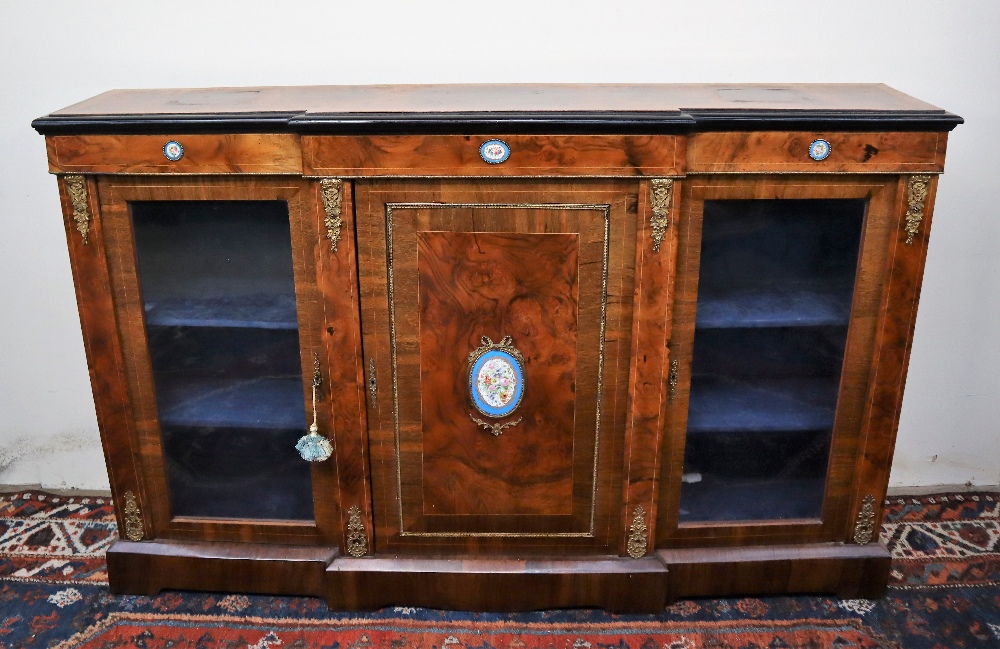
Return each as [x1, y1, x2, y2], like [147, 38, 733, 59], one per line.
[356, 180, 641, 554]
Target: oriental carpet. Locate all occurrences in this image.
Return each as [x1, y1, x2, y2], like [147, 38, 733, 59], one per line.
[1, 490, 998, 649]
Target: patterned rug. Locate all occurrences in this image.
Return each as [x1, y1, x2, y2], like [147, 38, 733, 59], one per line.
[1, 491, 998, 648]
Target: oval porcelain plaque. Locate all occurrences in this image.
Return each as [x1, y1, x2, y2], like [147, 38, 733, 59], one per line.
[808, 139, 831, 161]
[479, 139, 510, 164]
[163, 140, 184, 161]
[470, 349, 524, 418]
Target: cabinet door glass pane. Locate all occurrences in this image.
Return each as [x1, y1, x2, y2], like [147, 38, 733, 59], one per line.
[131, 201, 314, 521]
[680, 199, 865, 523]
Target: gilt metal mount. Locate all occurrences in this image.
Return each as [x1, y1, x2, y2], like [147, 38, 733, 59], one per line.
[650, 179, 674, 252]
[469, 413, 522, 437]
[627, 506, 649, 558]
[903, 175, 932, 246]
[346, 505, 368, 557]
[853, 494, 877, 545]
[320, 178, 344, 252]
[121, 490, 144, 542]
[64, 176, 91, 245]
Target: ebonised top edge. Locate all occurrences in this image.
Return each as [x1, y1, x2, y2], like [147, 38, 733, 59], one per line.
[686, 109, 965, 131]
[683, 109, 964, 132]
[31, 111, 700, 135]
[287, 111, 698, 135]
[31, 113, 303, 135]
[31, 108, 963, 135]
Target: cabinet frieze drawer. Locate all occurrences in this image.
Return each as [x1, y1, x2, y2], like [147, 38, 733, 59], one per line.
[686, 131, 947, 173]
[303, 135, 684, 177]
[46, 134, 303, 174]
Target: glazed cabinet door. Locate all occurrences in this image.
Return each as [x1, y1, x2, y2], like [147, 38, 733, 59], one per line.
[355, 179, 674, 555]
[92, 177, 340, 544]
[657, 175, 903, 547]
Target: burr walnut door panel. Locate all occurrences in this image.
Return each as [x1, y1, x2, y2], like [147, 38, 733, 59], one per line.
[356, 180, 644, 554]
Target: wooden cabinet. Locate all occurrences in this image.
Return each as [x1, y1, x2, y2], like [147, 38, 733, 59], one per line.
[34, 84, 961, 612]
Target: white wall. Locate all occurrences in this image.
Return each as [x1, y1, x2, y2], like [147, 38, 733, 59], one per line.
[1, 0, 997, 490]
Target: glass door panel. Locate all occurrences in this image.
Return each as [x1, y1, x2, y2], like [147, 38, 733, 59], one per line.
[130, 201, 314, 521]
[679, 199, 865, 523]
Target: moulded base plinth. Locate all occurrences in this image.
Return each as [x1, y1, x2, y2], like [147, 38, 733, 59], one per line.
[325, 555, 670, 613]
[658, 542, 892, 603]
[106, 539, 337, 598]
[107, 539, 890, 612]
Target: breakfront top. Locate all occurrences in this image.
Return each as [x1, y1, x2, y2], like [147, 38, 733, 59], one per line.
[32, 83, 962, 135]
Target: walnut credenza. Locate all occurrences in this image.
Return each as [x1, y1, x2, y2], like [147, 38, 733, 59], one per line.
[34, 84, 961, 612]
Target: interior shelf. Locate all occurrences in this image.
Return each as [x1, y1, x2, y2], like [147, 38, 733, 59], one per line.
[679, 476, 826, 522]
[144, 294, 298, 330]
[161, 425, 315, 521]
[695, 282, 854, 329]
[687, 376, 839, 433]
[154, 375, 307, 431]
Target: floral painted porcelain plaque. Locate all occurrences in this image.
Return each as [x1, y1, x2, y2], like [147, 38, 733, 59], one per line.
[468, 336, 525, 419]
[479, 139, 510, 164]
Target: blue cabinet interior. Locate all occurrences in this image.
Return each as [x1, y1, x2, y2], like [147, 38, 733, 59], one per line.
[680, 199, 865, 523]
[131, 201, 314, 521]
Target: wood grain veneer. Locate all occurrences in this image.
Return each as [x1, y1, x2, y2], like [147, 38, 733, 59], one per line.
[108, 539, 337, 597]
[618, 178, 679, 557]
[417, 230, 579, 518]
[658, 543, 891, 602]
[304, 135, 683, 177]
[311, 178, 375, 556]
[56, 175, 151, 541]
[687, 131, 947, 173]
[325, 555, 669, 613]
[847, 175, 940, 542]
[44, 84, 949, 119]
[47, 134, 302, 174]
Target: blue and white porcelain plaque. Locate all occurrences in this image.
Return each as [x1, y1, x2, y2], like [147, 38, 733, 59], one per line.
[163, 140, 184, 161]
[479, 139, 510, 164]
[808, 139, 831, 161]
[470, 348, 524, 418]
